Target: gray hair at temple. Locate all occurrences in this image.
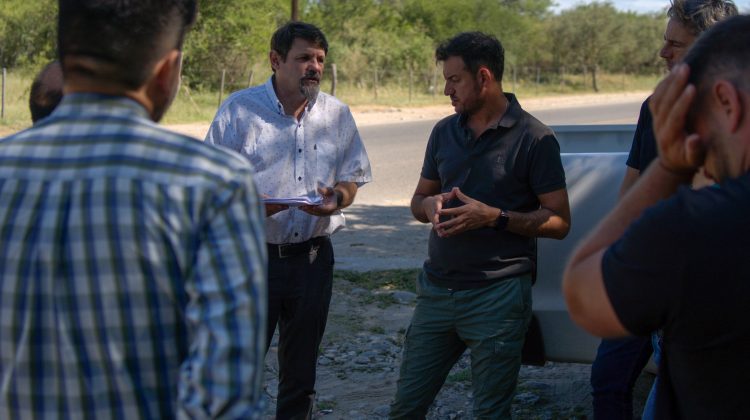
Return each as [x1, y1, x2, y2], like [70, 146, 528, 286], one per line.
[667, 0, 738, 35]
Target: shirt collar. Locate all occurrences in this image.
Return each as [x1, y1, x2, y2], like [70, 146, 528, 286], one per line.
[52, 93, 151, 120]
[457, 92, 521, 130]
[264, 75, 317, 117]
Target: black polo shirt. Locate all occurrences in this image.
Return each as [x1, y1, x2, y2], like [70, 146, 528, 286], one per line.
[421, 93, 566, 289]
[626, 99, 658, 172]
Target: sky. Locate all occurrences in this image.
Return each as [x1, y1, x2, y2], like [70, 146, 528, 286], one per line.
[552, 0, 750, 14]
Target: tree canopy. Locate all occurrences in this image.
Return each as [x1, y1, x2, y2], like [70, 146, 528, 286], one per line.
[0, 0, 668, 89]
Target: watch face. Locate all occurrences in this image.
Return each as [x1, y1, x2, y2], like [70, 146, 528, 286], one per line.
[494, 211, 509, 231]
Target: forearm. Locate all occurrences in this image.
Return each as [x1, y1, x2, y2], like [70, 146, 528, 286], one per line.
[506, 207, 570, 239]
[333, 181, 358, 209]
[410, 194, 430, 223]
[570, 159, 692, 266]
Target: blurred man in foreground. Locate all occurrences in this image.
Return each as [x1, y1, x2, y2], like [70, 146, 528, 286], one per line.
[0, 1, 267, 418]
[592, 1, 738, 418]
[565, 15, 750, 419]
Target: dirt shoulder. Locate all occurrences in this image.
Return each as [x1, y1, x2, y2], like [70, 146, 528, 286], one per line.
[350, 90, 649, 127]
[0, 91, 650, 139]
[136, 90, 651, 138]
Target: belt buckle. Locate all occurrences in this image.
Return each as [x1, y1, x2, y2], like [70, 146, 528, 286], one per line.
[277, 243, 292, 258]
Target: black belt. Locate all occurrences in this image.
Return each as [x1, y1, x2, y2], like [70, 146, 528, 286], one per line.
[267, 236, 328, 259]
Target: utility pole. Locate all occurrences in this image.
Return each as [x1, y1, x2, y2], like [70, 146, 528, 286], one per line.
[291, 0, 299, 21]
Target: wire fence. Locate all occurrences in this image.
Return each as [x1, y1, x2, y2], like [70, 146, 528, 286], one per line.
[1, 64, 661, 126]
[187, 63, 661, 106]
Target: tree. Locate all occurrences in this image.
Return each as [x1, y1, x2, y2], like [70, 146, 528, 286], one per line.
[0, 0, 57, 68]
[181, 0, 288, 89]
[551, 2, 623, 91]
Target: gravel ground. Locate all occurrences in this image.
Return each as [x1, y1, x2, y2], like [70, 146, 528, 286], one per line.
[260, 273, 655, 419]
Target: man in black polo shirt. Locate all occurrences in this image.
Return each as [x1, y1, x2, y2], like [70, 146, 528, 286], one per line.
[389, 32, 570, 419]
[564, 16, 750, 419]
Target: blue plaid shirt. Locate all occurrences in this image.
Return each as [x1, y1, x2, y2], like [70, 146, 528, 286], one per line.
[0, 94, 267, 419]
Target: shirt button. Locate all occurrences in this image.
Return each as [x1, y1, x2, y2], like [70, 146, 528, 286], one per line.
[314, 145, 317, 150]
[298, 148, 302, 153]
[294, 232, 299, 237]
[298, 176, 302, 181]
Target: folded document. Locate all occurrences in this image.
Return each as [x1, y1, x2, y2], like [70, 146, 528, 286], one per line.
[263, 196, 323, 206]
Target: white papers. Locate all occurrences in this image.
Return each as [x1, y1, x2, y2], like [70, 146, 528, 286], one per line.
[263, 196, 323, 206]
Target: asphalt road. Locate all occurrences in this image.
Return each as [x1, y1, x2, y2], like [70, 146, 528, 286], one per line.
[355, 98, 643, 206]
[334, 97, 644, 271]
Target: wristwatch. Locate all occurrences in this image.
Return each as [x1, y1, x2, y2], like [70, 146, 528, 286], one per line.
[493, 209, 510, 231]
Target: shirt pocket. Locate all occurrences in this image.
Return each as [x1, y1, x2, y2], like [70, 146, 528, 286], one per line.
[243, 126, 271, 172]
[315, 141, 338, 185]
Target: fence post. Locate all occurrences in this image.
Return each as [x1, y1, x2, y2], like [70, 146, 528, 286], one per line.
[562, 66, 566, 87]
[1, 68, 5, 119]
[512, 65, 517, 93]
[247, 69, 254, 88]
[218, 69, 226, 108]
[432, 66, 438, 99]
[331, 63, 338, 97]
[373, 69, 378, 101]
[535, 66, 541, 94]
[408, 68, 413, 103]
[582, 65, 587, 90]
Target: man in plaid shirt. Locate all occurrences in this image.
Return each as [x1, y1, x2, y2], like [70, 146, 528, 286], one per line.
[0, 1, 267, 418]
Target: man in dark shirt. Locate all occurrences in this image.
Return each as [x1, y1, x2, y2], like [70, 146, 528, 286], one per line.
[390, 32, 570, 419]
[590, 1, 738, 418]
[564, 16, 750, 419]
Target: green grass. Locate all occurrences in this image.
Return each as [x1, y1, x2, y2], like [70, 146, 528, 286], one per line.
[334, 269, 419, 308]
[1, 68, 662, 135]
[0, 68, 37, 133]
[446, 368, 472, 384]
[316, 400, 336, 411]
[335, 269, 419, 293]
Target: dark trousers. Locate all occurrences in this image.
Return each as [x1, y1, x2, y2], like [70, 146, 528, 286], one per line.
[266, 237, 334, 420]
[591, 336, 653, 420]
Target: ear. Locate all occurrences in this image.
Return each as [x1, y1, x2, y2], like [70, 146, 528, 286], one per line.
[150, 49, 181, 95]
[143, 49, 181, 121]
[477, 67, 494, 89]
[713, 80, 742, 133]
[270, 50, 282, 72]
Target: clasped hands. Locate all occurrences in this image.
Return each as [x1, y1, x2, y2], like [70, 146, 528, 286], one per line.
[423, 187, 496, 238]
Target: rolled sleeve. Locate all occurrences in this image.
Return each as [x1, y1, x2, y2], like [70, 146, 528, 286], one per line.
[336, 108, 372, 186]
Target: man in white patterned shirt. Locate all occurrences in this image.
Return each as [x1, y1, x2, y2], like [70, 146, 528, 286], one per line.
[206, 21, 372, 419]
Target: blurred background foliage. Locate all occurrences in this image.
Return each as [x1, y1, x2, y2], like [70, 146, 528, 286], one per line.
[1, 0, 667, 91]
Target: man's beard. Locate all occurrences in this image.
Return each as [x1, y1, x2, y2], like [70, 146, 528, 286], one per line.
[300, 70, 321, 102]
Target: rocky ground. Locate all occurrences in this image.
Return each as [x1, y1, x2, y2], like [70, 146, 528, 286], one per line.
[260, 272, 654, 419]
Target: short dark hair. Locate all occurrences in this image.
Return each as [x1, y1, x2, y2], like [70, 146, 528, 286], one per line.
[684, 15, 750, 95]
[435, 32, 505, 83]
[270, 21, 329, 60]
[29, 61, 63, 123]
[668, 0, 738, 35]
[58, 0, 197, 89]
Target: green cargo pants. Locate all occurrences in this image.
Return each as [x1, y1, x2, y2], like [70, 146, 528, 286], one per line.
[390, 271, 532, 419]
